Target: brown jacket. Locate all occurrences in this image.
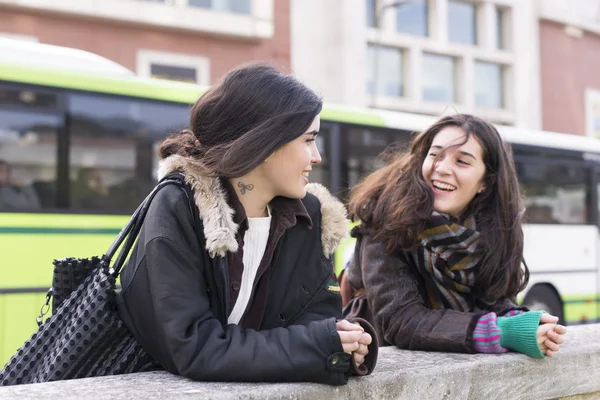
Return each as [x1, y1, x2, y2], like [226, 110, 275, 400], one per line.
[344, 232, 523, 353]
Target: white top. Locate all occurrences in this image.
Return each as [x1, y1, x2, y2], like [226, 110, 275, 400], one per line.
[227, 207, 272, 325]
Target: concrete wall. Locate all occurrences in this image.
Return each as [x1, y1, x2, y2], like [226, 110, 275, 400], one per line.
[1, 323, 598, 399]
[290, 0, 366, 106]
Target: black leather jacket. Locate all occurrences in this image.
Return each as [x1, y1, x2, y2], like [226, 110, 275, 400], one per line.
[117, 156, 373, 385]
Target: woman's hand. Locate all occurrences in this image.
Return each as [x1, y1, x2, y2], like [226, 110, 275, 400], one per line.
[336, 320, 371, 366]
[537, 314, 567, 357]
[352, 331, 372, 366]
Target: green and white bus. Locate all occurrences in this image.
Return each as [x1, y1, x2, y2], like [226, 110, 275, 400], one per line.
[1, 39, 599, 366]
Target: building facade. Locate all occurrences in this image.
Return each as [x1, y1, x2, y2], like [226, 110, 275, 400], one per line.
[3, 0, 600, 136]
[292, 0, 541, 128]
[0, 0, 290, 83]
[538, 0, 600, 137]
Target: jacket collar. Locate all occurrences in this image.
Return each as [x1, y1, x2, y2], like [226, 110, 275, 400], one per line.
[157, 155, 348, 258]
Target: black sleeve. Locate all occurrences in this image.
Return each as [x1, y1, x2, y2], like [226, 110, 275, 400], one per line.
[292, 256, 378, 376]
[360, 235, 485, 353]
[127, 191, 350, 385]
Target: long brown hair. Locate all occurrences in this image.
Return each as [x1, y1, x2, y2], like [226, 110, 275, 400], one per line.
[159, 63, 322, 178]
[349, 114, 529, 301]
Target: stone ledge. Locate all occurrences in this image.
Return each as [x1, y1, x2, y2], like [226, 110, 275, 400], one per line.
[0, 324, 598, 400]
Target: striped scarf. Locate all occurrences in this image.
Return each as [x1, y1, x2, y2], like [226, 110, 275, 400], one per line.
[413, 212, 483, 312]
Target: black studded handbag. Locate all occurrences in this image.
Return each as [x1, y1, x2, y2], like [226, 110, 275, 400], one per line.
[0, 175, 192, 386]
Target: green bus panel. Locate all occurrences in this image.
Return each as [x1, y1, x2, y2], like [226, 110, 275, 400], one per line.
[563, 295, 600, 325]
[0, 213, 129, 366]
[0, 293, 47, 367]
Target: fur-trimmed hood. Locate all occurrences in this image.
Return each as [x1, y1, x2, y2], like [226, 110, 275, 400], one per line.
[158, 155, 349, 258]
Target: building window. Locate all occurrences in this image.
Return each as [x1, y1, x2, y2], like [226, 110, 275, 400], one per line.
[367, 45, 403, 97]
[475, 61, 503, 109]
[366, 0, 377, 28]
[396, 0, 428, 36]
[136, 50, 210, 85]
[496, 7, 507, 50]
[188, 0, 251, 14]
[448, 0, 476, 45]
[422, 53, 455, 103]
[150, 64, 197, 83]
[67, 93, 188, 211]
[0, 86, 60, 211]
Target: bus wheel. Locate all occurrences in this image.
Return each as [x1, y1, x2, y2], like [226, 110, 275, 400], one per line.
[522, 284, 565, 325]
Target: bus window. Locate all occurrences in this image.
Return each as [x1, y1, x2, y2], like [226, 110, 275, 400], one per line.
[0, 98, 60, 211]
[67, 93, 189, 212]
[0, 86, 59, 109]
[340, 125, 410, 199]
[517, 162, 588, 224]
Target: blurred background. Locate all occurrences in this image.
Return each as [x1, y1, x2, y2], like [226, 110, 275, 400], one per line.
[1, 0, 600, 367]
[1, 0, 597, 132]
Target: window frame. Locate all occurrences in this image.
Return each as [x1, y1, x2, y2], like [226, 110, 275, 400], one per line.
[366, 44, 405, 98]
[447, 0, 478, 46]
[64, 89, 191, 214]
[513, 144, 594, 226]
[136, 49, 211, 85]
[395, 0, 429, 37]
[474, 60, 505, 109]
[364, 0, 515, 124]
[337, 123, 411, 201]
[495, 5, 510, 51]
[0, 80, 194, 215]
[0, 81, 67, 211]
[421, 52, 458, 104]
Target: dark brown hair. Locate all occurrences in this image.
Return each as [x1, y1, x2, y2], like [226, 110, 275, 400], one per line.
[159, 63, 322, 178]
[349, 114, 529, 301]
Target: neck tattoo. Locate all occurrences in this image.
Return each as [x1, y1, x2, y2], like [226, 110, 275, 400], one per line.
[238, 181, 254, 195]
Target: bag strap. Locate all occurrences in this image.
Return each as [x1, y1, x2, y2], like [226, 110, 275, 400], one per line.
[102, 174, 189, 278]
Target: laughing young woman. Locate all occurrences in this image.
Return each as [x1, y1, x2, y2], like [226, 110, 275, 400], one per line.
[343, 114, 566, 358]
[117, 63, 377, 385]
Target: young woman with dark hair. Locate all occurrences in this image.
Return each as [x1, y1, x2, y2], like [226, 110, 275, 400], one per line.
[117, 63, 377, 385]
[342, 114, 566, 358]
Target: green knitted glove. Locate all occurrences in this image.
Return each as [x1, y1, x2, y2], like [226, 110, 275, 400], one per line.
[496, 310, 545, 358]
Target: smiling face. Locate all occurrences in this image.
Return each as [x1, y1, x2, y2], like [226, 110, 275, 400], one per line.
[421, 126, 487, 218]
[260, 115, 322, 199]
